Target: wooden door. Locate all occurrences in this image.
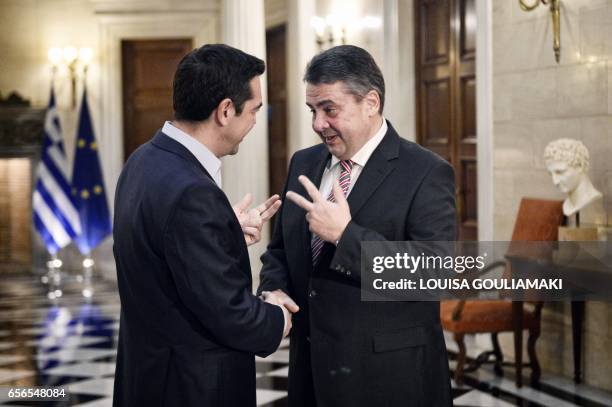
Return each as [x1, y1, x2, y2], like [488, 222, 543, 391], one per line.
[415, 0, 477, 240]
[266, 25, 288, 198]
[121, 39, 193, 161]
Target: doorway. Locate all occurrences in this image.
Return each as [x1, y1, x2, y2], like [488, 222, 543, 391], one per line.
[266, 25, 289, 198]
[414, 0, 477, 240]
[121, 39, 193, 161]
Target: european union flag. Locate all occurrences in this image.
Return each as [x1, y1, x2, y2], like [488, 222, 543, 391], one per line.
[71, 89, 112, 254]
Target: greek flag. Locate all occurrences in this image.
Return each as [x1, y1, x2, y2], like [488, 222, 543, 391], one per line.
[33, 88, 82, 254]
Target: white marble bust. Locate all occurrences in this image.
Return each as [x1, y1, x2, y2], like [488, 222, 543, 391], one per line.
[544, 138, 602, 217]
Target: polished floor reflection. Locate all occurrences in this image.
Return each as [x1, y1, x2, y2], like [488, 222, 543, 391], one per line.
[0, 274, 611, 406]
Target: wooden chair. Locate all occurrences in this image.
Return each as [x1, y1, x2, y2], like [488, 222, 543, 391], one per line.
[441, 198, 564, 387]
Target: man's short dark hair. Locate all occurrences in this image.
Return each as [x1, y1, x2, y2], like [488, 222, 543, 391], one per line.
[173, 44, 265, 122]
[303, 45, 385, 113]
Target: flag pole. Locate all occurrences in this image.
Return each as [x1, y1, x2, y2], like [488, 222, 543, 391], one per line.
[79, 68, 94, 300]
[49, 69, 61, 301]
[82, 253, 94, 300]
[45, 253, 63, 301]
[51, 64, 57, 87]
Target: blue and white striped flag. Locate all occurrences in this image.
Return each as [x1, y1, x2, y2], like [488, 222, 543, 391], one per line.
[33, 88, 82, 254]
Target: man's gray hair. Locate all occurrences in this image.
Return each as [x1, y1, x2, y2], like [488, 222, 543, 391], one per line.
[304, 45, 385, 113]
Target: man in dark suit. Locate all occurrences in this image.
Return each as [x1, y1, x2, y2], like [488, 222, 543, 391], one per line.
[113, 44, 297, 407]
[258, 45, 456, 406]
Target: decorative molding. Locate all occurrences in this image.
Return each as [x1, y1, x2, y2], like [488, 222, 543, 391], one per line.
[89, 0, 218, 14]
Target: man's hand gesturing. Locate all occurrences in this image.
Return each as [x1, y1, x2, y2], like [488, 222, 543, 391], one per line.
[233, 193, 282, 246]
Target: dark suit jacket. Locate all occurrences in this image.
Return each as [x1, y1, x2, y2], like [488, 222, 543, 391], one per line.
[113, 131, 284, 407]
[258, 122, 456, 407]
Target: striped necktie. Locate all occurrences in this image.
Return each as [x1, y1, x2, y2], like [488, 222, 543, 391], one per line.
[311, 159, 354, 265]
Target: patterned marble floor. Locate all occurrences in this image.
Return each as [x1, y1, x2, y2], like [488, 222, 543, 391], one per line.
[0, 273, 611, 406]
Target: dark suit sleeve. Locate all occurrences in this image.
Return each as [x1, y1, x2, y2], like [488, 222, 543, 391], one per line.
[164, 183, 284, 357]
[256, 156, 297, 296]
[330, 160, 456, 282]
[404, 161, 456, 241]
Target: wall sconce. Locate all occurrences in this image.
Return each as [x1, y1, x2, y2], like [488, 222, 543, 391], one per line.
[519, 0, 561, 63]
[311, 15, 382, 50]
[48, 46, 94, 108]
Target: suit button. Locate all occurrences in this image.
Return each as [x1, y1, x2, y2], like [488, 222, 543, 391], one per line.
[306, 336, 311, 342]
[309, 290, 317, 298]
[346, 270, 351, 276]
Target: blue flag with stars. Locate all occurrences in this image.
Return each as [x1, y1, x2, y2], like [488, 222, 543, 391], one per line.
[71, 89, 112, 254]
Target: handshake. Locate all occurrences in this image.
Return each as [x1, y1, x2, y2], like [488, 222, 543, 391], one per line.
[261, 290, 299, 338]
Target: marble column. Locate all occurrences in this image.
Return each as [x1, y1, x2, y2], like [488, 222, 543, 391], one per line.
[221, 0, 270, 275]
[382, 0, 401, 132]
[287, 0, 318, 154]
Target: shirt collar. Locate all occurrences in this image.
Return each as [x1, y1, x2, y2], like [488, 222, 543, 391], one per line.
[329, 117, 387, 169]
[162, 121, 222, 187]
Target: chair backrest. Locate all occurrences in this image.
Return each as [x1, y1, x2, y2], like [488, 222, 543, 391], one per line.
[505, 199, 564, 305]
[511, 198, 564, 242]
[451, 199, 564, 316]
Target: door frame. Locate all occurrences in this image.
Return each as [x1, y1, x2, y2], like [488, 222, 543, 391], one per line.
[97, 12, 217, 211]
[265, 23, 289, 199]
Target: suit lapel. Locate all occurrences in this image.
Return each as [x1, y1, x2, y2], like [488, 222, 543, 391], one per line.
[346, 122, 400, 218]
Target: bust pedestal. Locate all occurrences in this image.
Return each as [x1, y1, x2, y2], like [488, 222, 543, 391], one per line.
[557, 226, 599, 242]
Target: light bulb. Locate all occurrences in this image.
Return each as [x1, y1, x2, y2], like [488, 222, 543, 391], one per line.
[311, 16, 327, 37]
[48, 47, 62, 66]
[79, 47, 94, 66]
[63, 46, 78, 64]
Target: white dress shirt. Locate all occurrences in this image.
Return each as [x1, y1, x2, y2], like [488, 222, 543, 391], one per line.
[162, 121, 222, 187]
[318, 117, 388, 200]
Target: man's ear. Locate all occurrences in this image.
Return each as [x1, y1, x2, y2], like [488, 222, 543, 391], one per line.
[215, 98, 234, 126]
[363, 90, 380, 117]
